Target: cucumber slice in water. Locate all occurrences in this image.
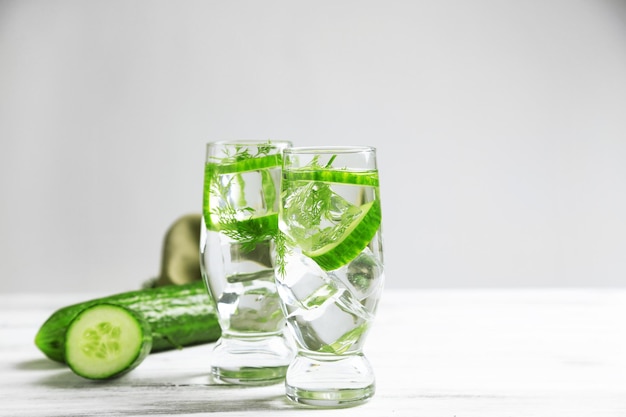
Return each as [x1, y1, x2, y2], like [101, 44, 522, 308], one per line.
[202, 156, 282, 236]
[305, 199, 382, 271]
[284, 169, 379, 186]
[206, 153, 283, 175]
[65, 304, 152, 380]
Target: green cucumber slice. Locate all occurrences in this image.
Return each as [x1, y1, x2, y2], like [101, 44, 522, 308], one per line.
[202, 158, 281, 234]
[305, 199, 382, 271]
[65, 304, 152, 380]
[283, 169, 379, 186]
[206, 154, 282, 175]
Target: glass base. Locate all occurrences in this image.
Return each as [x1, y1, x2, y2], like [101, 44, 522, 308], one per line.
[285, 352, 375, 407]
[210, 332, 294, 386]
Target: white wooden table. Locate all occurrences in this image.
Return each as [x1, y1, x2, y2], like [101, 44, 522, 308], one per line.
[2, 289, 625, 416]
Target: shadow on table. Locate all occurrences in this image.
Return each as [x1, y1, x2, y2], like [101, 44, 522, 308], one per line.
[138, 393, 297, 414]
[14, 358, 66, 371]
[24, 364, 314, 414]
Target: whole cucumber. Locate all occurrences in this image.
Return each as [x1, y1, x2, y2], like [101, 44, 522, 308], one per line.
[35, 281, 220, 363]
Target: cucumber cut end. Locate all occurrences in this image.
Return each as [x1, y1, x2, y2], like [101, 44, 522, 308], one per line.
[65, 304, 152, 380]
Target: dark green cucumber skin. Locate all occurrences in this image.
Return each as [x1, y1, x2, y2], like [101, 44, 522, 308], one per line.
[35, 282, 221, 363]
[65, 303, 153, 380]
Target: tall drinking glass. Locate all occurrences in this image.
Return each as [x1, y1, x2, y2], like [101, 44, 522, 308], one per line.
[200, 140, 295, 385]
[276, 146, 384, 406]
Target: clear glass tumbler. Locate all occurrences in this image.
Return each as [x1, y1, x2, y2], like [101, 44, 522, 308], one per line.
[200, 140, 295, 385]
[276, 146, 385, 406]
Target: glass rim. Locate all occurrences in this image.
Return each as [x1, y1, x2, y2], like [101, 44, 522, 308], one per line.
[284, 145, 376, 155]
[206, 139, 292, 147]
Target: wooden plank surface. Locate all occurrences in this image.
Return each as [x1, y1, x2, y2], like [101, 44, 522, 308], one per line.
[1, 289, 625, 416]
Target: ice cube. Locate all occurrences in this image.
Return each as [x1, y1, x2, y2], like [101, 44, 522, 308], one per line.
[282, 182, 359, 252]
[280, 253, 339, 302]
[343, 249, 384, 300]
[229, 282, 284, 332]
[289, 288, 373, 352]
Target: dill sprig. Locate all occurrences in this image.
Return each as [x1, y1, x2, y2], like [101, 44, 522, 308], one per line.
[274, 231, 291, 277]
[219, 142, 273, 164]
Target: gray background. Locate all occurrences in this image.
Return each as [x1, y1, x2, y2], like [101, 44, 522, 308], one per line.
[1, 0, 625, 293]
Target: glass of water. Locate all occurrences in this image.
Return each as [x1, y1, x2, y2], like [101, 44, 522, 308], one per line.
[200, 139, 295, 385]
[276, 146, 385, 406]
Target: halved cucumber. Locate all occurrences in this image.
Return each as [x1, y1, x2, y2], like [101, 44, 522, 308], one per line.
[65, 304, 152, 380]
[35, 281, 220, 364]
